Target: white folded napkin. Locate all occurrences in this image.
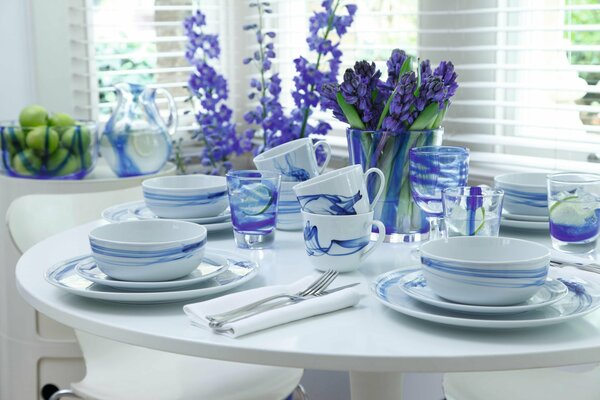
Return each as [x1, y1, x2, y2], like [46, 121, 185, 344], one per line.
[183, 276, 361, 338]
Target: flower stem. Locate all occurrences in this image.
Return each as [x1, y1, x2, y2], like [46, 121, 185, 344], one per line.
[256, 1, 268, 146]
[298, 0, 340, 138]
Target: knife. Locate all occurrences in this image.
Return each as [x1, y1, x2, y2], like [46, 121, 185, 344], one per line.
[208, 282, 361, 328]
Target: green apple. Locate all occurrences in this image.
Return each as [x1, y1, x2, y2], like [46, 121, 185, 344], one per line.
[52, 153, 79, 176]
[19, 105, 48, 128]
[61, 126, 91, 154]
[48, 113, 75, 128]
[2, 127, 25, 153]
[12, 149, 42, 176]
[26, 126, 59, 155]
[76, 151, 93, 171]
[46, 148, 71, 173]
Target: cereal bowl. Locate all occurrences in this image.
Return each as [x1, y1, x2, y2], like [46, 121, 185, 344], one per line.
[142, 175, 228, 219]
[89, 220, 207, 281]
[494, 173, 548, 216]
[419, 236, 550, 306]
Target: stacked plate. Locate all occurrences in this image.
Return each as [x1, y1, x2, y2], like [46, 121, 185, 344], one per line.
[102, 200, 232, 232]
[371, 237, 600, 328]
[46, 250, 260, 304]
[371, 267, 600, 328]
[495, 172, 549, 231]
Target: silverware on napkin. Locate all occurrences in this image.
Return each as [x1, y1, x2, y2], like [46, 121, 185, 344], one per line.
[208, 282, 361, 328]
[550, 259, 600, 274]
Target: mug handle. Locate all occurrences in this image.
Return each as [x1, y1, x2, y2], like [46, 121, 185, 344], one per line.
[364, 168, 386, 211]
[155, 88, 178, 136]
[360, 220, 386, 261]
[312, 140, 331, 174]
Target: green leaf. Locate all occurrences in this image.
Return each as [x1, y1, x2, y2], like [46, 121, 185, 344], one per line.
[336, 92, 366, 130]
[376, 90, 395, 131]
[410, 103, 439, 130]
[399, 56, 413, 76]
[431, 101, 448, 129]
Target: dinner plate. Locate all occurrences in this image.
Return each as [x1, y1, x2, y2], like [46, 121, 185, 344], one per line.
[371, 267, 600, 328]
[46, 249, 259, 304]
[102, 201, 233, 232]
[75, 251, 229, 291]
[398, 271, 568, 315]
[501, 218, 548, 231]
[502, 210, 549, 222]
[102, 200, 231, 224]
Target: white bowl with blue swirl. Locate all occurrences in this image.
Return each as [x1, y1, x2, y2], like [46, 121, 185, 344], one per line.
[142, 175, 228, 219]
[419, 236, 550, 306]
[494, 173, 548, 216]
[89, 220, 207, 281]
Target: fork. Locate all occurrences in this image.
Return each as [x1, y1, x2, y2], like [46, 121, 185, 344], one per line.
[550, 260, 600, 274]
[209, 282, 359, 329]
[206, 270, 339, 324]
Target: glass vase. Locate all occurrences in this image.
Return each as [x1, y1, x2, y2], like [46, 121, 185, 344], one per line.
[347, 128, 444, 243]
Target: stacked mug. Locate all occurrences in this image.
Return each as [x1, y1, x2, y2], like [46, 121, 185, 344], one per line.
[253, 138, 331, 230]
[293, 165, 387, 273]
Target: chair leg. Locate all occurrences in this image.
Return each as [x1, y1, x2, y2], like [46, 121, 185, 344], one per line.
[48, 389, 82, 400]
[291, 384, 308, 400]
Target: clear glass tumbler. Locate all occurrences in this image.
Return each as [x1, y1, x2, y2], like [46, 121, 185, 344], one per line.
[226, 170, 281, 249]
[442, 186, 504, 237]
[548, 172, 600, 254]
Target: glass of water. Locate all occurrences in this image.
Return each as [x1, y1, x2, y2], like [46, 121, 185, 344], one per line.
[547, 173, 600, 254]
[409, 146, 470, 239]
[442, 186, 504, 237]
[226, 170, 281, 249]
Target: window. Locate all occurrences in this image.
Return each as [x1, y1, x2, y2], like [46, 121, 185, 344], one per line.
[33, 0, 600, 179]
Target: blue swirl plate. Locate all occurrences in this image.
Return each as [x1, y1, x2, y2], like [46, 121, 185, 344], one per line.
[46, 249, 259, 304]
[75, 251, 229, 291]
[398, 271, 568, 315]
[102, 200, 232, 230]
[371, 267, 600, 328]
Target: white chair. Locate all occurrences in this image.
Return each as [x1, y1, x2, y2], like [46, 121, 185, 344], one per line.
[444, 364, 600, 400]
[7, 191, 304, 400]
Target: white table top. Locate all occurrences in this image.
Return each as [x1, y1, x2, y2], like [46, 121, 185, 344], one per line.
[15, 223, 600, 373]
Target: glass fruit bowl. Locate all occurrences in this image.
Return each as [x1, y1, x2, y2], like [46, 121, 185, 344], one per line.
[0, 120, 99, 179]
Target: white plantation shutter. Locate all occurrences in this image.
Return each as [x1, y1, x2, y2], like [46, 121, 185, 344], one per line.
[85, 0, 224, 139]
[418, 0, 600, 182]
[34, 0, 600, 177]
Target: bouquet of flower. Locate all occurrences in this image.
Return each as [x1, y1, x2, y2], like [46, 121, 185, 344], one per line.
[321, 49, 458, 132]
[321, 50, 459, 240]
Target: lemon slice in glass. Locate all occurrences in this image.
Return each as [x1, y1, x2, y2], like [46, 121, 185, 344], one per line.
[239, 183, 274, 216]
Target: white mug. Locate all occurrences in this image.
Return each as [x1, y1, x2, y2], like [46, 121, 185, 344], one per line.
[301, 211, 385, 272]
[253, 138, 331, 182]
[293, 165, 385, 215]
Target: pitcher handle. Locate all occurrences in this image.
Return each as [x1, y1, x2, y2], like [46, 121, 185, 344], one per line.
[312, 140, 331, 174]
[364, 168, 386, 211]
[155, 88, 178, 136]
[360, 220, 386, 261]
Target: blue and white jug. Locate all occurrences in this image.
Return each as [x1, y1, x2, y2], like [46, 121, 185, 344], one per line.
[101, 82, 177, 177]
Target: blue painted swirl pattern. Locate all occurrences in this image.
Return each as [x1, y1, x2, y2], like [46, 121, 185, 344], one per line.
[303, 221, 369, 256]
[297, 191, 362, 215]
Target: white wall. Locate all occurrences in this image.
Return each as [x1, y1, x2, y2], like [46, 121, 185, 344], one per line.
[0, 0, 36, 120]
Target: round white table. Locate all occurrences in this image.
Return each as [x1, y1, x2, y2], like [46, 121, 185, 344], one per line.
[15, 223, 600, 400]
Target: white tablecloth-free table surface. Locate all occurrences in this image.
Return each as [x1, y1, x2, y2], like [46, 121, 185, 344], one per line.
[15, 222, 600, 399]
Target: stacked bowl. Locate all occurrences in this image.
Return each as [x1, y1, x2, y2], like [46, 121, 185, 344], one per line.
[142, 175, 229, 220]
[253, 138, 331, 230]
[89, 220, 207, 282]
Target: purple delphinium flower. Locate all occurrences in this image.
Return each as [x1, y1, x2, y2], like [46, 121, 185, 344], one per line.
[242, 1, 289, 154]
[184, 10, 245, 175]
[288, 0, 356, 140]
[382, 71, 417, 131]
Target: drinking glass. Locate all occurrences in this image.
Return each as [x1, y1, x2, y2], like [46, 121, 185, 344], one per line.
[409, 146, 469, 239]
[548, 172, 600, 254]
[442, 186, 504, 237]
[226, 170, 281, 249]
